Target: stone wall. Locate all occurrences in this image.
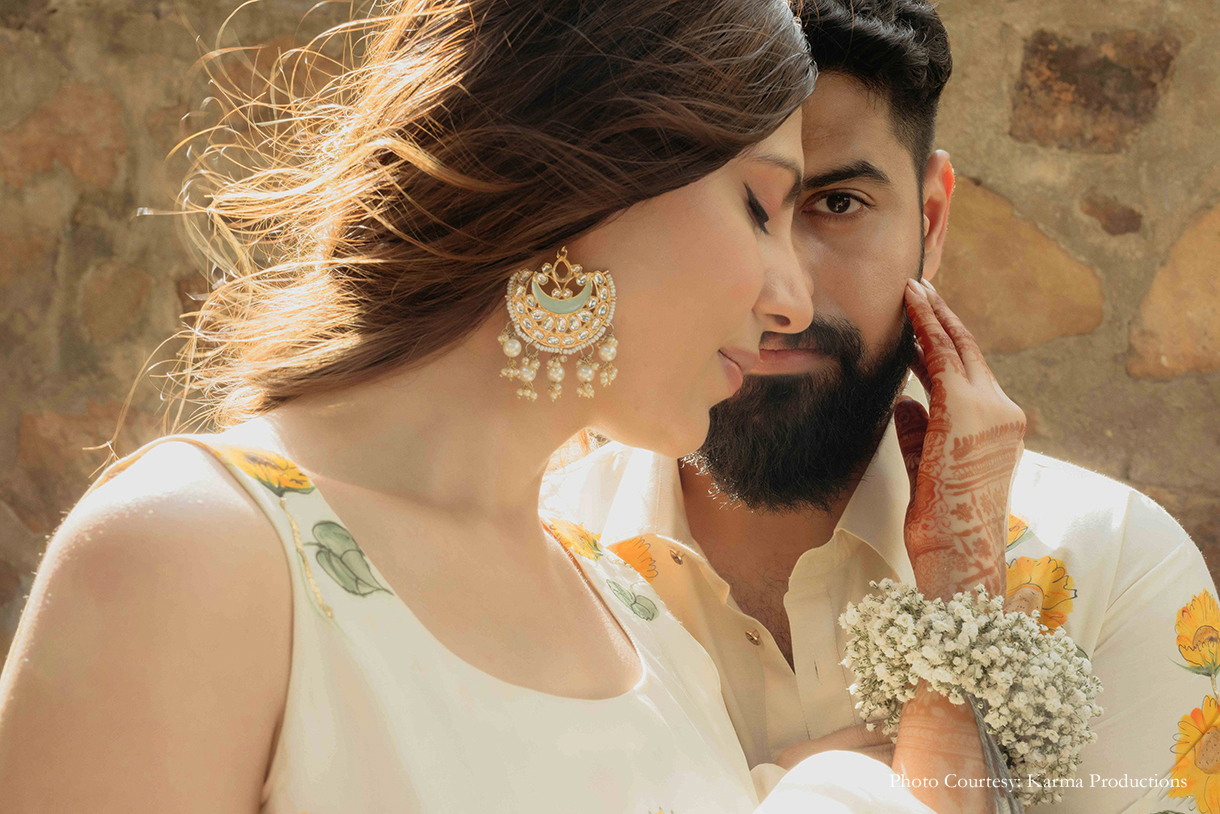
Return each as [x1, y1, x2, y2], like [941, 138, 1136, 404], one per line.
[1, 0, 1218, 663]
[933, 0, 1220, 584]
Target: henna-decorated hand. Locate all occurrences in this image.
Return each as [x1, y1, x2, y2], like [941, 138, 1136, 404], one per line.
[896, 279, 1025, 603]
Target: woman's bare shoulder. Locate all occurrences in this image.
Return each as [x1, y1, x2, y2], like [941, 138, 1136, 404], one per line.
[0, 439, 292, 814]
[61, 438, 287, 561]
[39, 438, 294, 631]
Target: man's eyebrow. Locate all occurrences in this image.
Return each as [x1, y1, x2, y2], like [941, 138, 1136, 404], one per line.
[750, 153, 804, 208]
[802, 160, 893, 191]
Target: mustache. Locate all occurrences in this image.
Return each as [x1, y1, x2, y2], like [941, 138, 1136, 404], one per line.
[760, 316, 863, 360]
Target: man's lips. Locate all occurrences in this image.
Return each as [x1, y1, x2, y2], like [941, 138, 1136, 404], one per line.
[753, 347, 834, 376]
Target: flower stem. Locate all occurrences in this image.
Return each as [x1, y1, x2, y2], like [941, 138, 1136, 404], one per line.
[281, 495, 334, 619]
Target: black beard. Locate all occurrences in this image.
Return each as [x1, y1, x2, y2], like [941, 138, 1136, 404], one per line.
[684, 315, 916, 513]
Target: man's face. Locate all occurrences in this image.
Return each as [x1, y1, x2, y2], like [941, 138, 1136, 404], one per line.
[687, 74, 943, 511]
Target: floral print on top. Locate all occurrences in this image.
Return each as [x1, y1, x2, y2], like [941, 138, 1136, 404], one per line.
[1170, 590, 1220, 813]
[308, 521, 388, 597]
[1006, 513, 1032, 551]
[607, 537, 658, 583]
[1171, 692, 1220, 812]
[544, 519, 659, 583]
[213, 444, 387, 614]
[545, 517, 605, 560]
[215, 444, 315, 497]
[544, 518, 662, 621]
[1176, 591, 1220, 678]
[1004, 555, 1076, 632]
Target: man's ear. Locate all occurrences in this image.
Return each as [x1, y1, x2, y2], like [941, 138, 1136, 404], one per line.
[921, 150, 954, 283]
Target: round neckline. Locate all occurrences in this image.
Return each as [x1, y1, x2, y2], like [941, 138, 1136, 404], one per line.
[274, 452, 652, 705]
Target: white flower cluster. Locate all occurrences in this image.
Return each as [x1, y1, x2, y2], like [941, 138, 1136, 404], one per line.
[839, 579, 1104, 807]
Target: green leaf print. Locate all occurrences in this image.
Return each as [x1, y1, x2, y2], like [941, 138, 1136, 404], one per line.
[606, 578, 659, 622]
[308, 520, 388, 597]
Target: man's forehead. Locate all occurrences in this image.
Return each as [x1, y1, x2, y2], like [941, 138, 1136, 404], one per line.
[799, 73, 906, 168]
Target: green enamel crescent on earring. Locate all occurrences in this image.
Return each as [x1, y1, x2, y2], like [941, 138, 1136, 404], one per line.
[498, 247, 618, 402]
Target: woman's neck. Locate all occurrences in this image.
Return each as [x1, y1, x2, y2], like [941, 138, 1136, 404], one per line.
[241, 320, 592, 526]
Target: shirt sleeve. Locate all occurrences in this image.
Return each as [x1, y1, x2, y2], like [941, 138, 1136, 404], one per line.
[753, 752, 936, 813]
[1040, 493, 1217, 814]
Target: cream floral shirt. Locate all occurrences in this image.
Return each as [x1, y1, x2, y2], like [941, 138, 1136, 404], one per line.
[541, 419, 1217, 813]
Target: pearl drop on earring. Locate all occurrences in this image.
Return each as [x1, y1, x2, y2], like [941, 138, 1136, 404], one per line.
[500, 247, 617, 401]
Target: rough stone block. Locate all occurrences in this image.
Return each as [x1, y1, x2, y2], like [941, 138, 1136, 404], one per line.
[0, 402, 158, 536]
[1011, 29, 1180, 154]
[0, 84, 128, 188]
[0, 211, 57, 290]
[1128, 203, 1220, 377]
[937, 178, 1105, 354]
[1080, 190, 1143, 236]
[80, 261, 154, 343]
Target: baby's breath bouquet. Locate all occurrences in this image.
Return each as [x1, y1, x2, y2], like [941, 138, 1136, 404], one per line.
[840, 579, 1103, 807]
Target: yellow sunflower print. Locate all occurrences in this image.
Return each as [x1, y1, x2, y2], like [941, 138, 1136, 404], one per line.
[1007, 514, 1032, 550]
[1170, 694, 1220, 812]
[1005, 555, 1076, 631]
[1177, 591, 1220, 677]
[215, 445, 314, 497]
[543, 517, 604, 560]
[608, 537, 658, 583]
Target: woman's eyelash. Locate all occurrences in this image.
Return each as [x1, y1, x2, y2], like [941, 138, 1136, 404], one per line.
[745, 185, 771, 234]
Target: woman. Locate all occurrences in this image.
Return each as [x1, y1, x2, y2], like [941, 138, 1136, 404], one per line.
[0, 0, 1023, 811]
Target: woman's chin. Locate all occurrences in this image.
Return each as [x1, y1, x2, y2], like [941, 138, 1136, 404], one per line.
[647, 413, 711, 461]
[594, 399, 711, 460]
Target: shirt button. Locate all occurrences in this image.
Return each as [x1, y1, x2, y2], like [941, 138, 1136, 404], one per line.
[669, 548, 684, 565]
[745, 629, 761, 646]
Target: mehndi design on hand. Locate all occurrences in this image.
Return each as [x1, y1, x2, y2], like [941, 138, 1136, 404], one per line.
[895, 279, 1026, 603]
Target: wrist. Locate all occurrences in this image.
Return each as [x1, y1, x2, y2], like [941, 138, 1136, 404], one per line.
[912, 564, 1005, 604]
[840, 579, 1104, 808]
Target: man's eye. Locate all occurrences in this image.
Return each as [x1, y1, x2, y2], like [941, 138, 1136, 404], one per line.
[811, 192, 865, 216]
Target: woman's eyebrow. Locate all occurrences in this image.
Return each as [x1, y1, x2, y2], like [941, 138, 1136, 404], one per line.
[802, 159, 893, 191]
[750, 153, 804, 208]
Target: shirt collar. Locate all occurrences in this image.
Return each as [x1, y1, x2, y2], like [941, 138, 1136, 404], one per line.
[597, 445, 700, 555]
[823, 420, 916, 585]
[586, 417, 915, 586]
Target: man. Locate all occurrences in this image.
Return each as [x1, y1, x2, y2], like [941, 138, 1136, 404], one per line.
[541, 1, 1216, 811]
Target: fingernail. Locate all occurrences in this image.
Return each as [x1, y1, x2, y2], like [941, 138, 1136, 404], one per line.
[923, 279, 937, 293]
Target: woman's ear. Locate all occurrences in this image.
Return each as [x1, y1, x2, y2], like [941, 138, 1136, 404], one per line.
[921, 151, 954, 284]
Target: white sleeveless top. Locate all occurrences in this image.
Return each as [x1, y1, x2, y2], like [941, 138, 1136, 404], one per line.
[86, 434, 760, 814]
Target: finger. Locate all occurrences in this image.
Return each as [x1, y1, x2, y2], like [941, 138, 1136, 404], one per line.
[909, 341, 935, 397]
[904, 280, 965, 383]
[893, 397, 929, 502]
[922, 281, 992, 385]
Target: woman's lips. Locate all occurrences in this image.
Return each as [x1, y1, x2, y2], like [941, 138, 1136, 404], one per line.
[753, 347, 832, 376]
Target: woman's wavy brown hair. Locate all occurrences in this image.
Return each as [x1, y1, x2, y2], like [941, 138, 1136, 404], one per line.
[174, 0, 815, 428]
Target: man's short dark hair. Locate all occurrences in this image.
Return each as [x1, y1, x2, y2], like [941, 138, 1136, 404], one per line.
[800, 0, 952, 168]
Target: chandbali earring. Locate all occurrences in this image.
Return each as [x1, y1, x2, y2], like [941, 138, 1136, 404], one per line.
[498, 246, 618, 402]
